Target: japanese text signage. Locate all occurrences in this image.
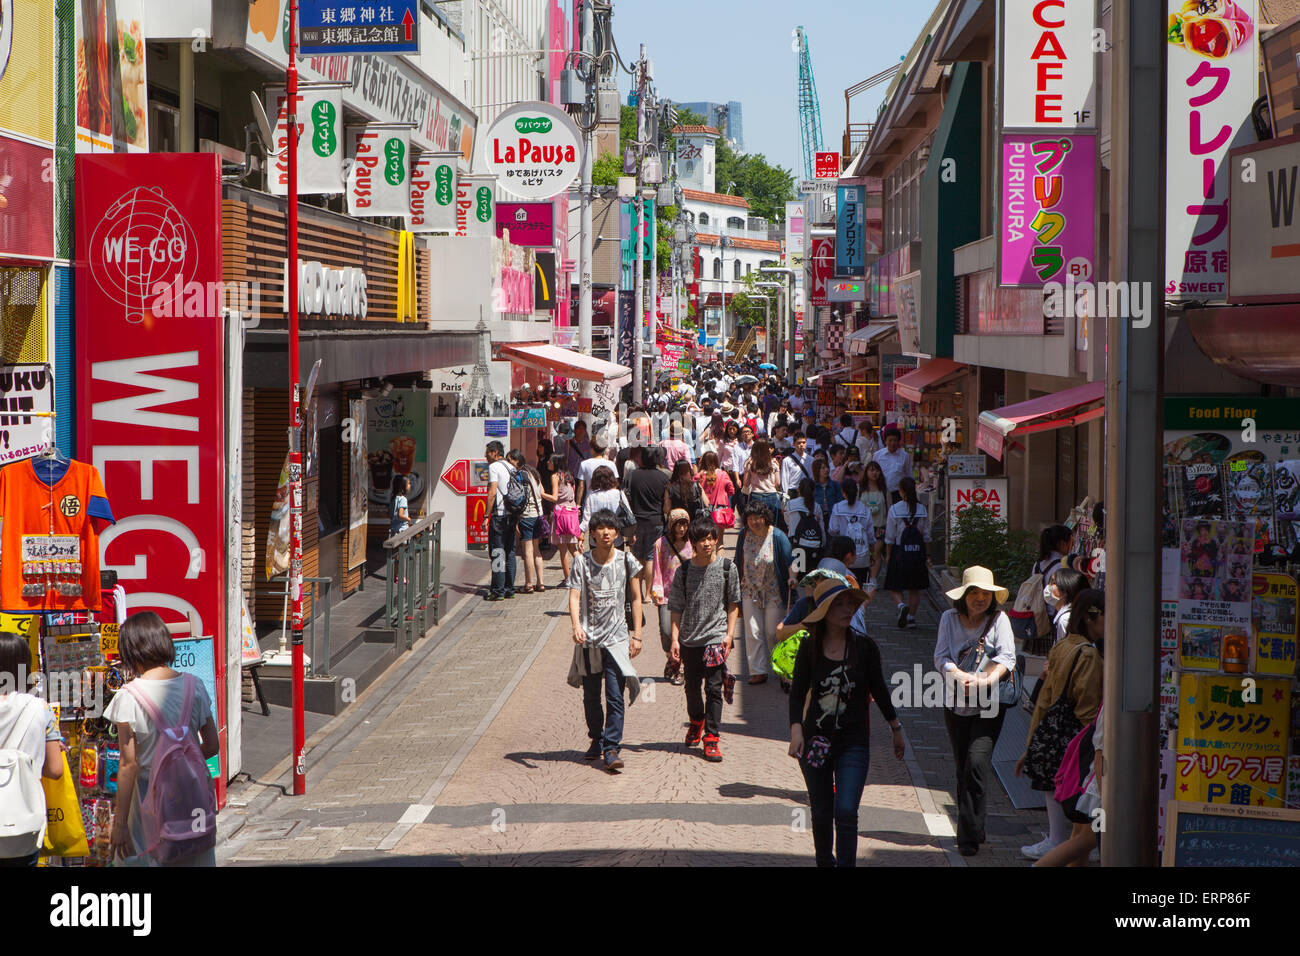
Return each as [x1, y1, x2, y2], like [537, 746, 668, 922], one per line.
[267, 85, 345, 196]
[1000, 0, 1098, 129]
[785, 200, 806, 267]
[480, 102, 581, 201]
[347, 125, 411, 217]
[75, 153, 227, 776]
[835, 186, 866, 277]
[999, 133, 1096, 286]
[1166, 0, 1259, 302]
[1175, 672, 1288, 807]
[495, 202, 556, 247]
[0, 366, 54, 466]
[1252, 572, 1298, 675]
[810, 236, 834, 307]
[298, 0, 420, 55]
[407, 152, 459, 232]
[815, 151, 840, 178]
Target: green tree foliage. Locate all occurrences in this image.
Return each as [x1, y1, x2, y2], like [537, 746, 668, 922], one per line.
[947, 506, 1037, 594]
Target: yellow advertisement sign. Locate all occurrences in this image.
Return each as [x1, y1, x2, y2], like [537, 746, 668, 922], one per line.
[1253, 572, 1298, 676]
[99, 622, 119, 660]
[1175, 673, 1290, 807]
[0, 0, 55, 144]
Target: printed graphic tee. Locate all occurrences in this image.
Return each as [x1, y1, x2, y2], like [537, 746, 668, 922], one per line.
[0, 459, 115, 612]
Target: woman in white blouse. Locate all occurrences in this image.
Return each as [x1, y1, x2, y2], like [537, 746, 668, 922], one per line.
[932, 566, 1017, 857]
[579, 466, 633, 548]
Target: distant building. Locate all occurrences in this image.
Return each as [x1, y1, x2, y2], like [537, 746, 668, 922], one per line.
[673, 125, 720, 193]
[680, 100, 743, 152]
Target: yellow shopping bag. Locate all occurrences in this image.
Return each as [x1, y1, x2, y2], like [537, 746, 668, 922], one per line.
[41, 754, 89, 857]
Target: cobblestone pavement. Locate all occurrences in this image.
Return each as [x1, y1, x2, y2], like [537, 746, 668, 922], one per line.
[218, 542, 1044, 866]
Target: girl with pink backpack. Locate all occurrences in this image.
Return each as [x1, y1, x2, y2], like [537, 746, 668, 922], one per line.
[105, 612, 220, 866]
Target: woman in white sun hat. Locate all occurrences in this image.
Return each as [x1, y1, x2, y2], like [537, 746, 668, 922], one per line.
[933, 565, 1018, 857]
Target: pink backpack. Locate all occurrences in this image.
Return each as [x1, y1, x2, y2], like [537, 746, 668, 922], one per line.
[125, 675, 217, 862]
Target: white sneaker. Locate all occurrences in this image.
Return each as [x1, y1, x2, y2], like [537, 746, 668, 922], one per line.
[1020, 835, 1058, 860]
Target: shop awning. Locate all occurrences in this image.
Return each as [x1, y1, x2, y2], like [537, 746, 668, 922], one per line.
[497, 344, 632, 383]
[847, 322, 897, 355]
[977, 381, 1105, 461]
[893, 358, 968, 404]
[808, 364, 850, 383]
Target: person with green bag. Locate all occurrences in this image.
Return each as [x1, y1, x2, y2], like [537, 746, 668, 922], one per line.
[0, 633, 66, 866]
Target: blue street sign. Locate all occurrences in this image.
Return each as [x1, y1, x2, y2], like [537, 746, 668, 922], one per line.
[299, 1, 419, 55]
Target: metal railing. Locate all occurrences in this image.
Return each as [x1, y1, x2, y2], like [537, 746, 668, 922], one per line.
[257, 576, 334, 677]
[384, 511, 444, 649]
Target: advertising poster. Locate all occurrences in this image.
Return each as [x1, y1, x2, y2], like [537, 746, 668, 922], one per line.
[407, 152, 459, 232]
[1252, 572, 1298, 675]
[1166, 0, 1259, 301]
[466, 494, 488, 548]
[267, 85, 344, 195]
[75, 0, 148, 152]
[366, 389, 427, 525]
[347, 125, 411, 217]
[347, 397, 368, 570]
[999, 133, 1096, 286]
[1276, 459, 1300, 553]
[1158, 748, 1177, 852]
[0, 0, 53, 145]
[0, 364, 53, 464]
[1175, 672, 1289, 807]
[1225, 450, 1274, 549]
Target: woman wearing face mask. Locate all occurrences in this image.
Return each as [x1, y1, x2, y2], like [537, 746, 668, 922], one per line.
[1033, 589, 1106, 867]
[1016, 588, 1104, 861]
[1046, 568, 1088, 646]
[933, 567, 1018, 857]
[788, 579, 905, 867]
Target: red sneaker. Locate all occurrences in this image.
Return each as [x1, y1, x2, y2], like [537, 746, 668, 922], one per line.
[703, 735, 722, 762]
[684, 718, 705, 748]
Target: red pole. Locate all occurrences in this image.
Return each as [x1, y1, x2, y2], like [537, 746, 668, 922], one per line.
[287, 0, 306, 796]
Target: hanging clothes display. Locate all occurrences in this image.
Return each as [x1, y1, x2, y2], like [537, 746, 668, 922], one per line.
[0, 457, 115, 612]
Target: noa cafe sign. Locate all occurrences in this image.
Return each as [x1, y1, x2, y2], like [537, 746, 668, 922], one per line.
[948, 477, 1009, 531]
[481, 102, 582, 201]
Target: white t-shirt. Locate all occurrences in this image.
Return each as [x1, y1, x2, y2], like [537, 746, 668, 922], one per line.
[829, 500, 876, 564]
[872, 446, 914, 492]
[579, 456, 617, 489]
[489, 460, 514, 516]
[104, 675, 213, 857]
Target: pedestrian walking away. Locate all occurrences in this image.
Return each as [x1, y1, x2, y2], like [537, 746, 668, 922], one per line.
[829, 478, 876, 588]
[735, 499, 793, 684]
[668, 516, 741, 762]
[566, 510, 644, 773]
[548, 454, 581, 583]
[509, 449, 548, 593]
[788, 579, 905, 867]
[882, 476, 931, 628]
[933, 567, 1018, 857]
[624, 444, 671, 602]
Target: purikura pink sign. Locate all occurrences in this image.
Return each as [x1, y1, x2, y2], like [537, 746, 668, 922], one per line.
[999, 133, 1096, 287]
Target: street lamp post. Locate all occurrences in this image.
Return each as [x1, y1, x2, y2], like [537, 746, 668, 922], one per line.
[759, 266, 797, 378]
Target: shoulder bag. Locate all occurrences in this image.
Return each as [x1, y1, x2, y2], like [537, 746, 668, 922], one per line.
[1023, 643, 1093, 791]
[705, 473, 734, 528]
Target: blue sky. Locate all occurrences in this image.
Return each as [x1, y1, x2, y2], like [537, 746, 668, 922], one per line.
[607, 0, 942, 178]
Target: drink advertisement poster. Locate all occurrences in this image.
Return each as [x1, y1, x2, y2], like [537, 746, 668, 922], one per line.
[366, 389, 428, 525]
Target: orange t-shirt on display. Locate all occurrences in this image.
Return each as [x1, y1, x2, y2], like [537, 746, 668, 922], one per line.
[0, 459, 115, 613]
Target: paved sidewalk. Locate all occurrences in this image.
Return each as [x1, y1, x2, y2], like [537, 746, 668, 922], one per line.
[218, 544, 1044, 866]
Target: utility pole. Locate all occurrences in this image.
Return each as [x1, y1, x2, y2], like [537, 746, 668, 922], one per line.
[577, 0, 595, 395]
[632, 43, 647, 404]
[1102, 0, 1164, 866]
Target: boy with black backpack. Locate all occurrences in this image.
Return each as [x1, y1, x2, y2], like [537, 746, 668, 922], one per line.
[668, 516, 741, 762]
[485, 441, 523, 601]
[883, 476, 932, 628]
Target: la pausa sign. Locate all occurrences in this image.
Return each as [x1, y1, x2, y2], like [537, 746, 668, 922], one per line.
[482, 103, 582, 201]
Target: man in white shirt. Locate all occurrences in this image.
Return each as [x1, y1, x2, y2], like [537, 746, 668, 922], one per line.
[837, 413, 877, 463]
[780, 433, 815, 496]
[577, 437, 617, 504]
[485, 441, 518, 600]
[872, 425, 914, 502]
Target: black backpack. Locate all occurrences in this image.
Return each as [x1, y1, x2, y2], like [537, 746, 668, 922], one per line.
[792, 508, 826, 567]
[897, 510, 927, 571]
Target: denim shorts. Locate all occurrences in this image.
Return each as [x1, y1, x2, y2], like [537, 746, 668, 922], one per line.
[517, 516, 543, 541]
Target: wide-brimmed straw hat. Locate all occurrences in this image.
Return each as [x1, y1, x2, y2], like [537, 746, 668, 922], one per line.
[793, 578, 870, 631]
[944, 565, 1009, 604]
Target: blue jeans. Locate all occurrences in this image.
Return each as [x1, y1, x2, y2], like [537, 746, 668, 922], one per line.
[800, 740, 871, 867]
[581, 647, 627, 752]
[489, 513, 517, 597]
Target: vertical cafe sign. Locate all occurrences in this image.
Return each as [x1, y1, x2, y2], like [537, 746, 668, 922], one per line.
[785, 200, 807, 268]
[998, 0, 1098, 288]
[1166, 0, 1259, 300]
[75, 153, 227, 771]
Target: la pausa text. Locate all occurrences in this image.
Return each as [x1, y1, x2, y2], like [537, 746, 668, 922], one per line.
[491, 138, 577, 166]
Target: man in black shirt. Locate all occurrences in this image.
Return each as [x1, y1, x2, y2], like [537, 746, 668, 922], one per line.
[624, 444, 671, 602]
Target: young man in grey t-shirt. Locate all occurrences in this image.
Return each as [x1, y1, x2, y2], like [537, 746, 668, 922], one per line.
[568, 509, 643, 773]
[668, 516, 741, 762]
